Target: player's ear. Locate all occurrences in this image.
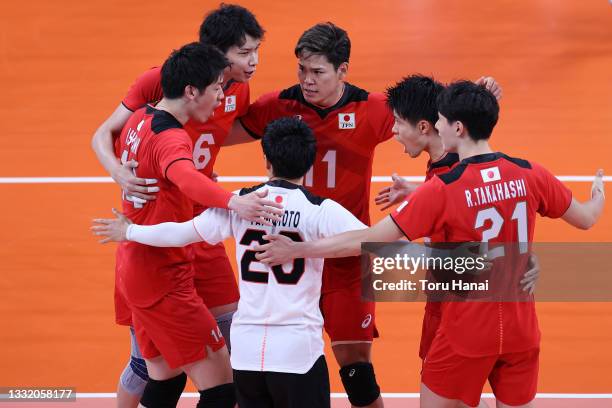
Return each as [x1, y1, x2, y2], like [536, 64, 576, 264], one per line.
[418, 120, 430, 134]
[455, 121, 465, 136]
[337, 62, 348, 80]
[184, 85, 198, 100]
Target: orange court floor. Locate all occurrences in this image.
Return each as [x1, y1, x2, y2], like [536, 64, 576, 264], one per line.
[0, 0, 611, 403]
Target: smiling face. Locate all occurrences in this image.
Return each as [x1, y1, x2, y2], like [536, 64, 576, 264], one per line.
[297, 53, 347, 108]
[224, 34, 260, 82]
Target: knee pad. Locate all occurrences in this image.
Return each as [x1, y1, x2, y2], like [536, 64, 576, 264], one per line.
[140, 373, 187, 408]
[119, 356, 149, 396]
[339, 362, 381, 407]
[215, 311, 234, 353]
[197, 383, 236, 408]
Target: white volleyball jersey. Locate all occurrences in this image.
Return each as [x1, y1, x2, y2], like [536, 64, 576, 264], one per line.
[193, 179, 366, 374]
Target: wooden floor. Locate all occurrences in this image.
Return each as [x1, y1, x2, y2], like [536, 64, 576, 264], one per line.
[0, 0, 611, 400]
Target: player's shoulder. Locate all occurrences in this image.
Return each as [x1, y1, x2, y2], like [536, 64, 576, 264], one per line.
[438, 152, 534, 185]
[149, 107, 183, 135]
[137, 66, 162, 81]
[225, 79, 249, 95]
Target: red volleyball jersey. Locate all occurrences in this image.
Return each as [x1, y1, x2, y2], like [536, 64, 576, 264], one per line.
[115, 106, 196, 308]
[240, 83, 394, 290]
[392, 152, 572, 356]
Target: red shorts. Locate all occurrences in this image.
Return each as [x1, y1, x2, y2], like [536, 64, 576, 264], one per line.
[115, 285, 133, 326]
[422, 332, 539, 407]
[189, 241, 239, 309]
[320, 289, 379, 343]
[130, 285, 226, 369]
[419, 303, 442, 359]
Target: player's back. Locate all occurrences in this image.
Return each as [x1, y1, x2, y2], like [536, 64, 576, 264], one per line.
[197, 179, 365, 373]
[429, 152, 572, 356]
[115, 106, 195, 308]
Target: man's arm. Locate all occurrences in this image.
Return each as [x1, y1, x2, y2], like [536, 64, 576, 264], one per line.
[91, 103, 159, 201]
[165, 159, 283, 225]
[561, 170, 605, 230]
[255, 216, 405, 265]
[223, 120, 260, 146]
[92, 208, 203, 246]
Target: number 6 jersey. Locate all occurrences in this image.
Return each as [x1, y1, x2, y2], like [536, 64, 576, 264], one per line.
[194, 179, 366, 373]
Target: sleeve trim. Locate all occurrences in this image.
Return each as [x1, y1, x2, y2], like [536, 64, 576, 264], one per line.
[121, 101, 135, 112]
[389, 214, 413, 241]
[239, 118, 262, 140]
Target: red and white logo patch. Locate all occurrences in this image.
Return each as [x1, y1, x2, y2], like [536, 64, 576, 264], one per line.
[480, 166, 501, 183]
[224, 95, 236, 112]
[269, 192, 288, 208]
[338, 113, 355, 129]
[361, 313, 372, 329]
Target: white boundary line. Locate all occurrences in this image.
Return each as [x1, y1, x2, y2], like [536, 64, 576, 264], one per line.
[74, 392, 612, 399]
[0, 176, 609, 184]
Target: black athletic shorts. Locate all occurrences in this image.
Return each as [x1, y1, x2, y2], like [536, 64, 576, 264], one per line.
[233, 355, 330, 408]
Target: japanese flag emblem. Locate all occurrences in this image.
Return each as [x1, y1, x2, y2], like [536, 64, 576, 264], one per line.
[338, 113, 355, 129]
[224, 95, 236, 112]
[480, 166, 501, 183]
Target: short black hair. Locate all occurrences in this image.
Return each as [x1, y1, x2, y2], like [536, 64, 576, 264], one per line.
[262, 117, 316, 179]
[386, 75, 445, 126]
[437, 80, 499, 141]
[161, 42, 228, 99]
[199, 4, 265, 53]
[294, 22, 350, 70]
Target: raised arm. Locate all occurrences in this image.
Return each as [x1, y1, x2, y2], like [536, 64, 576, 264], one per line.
[91, 103, 159, 201]
[561, 169, 605, 230]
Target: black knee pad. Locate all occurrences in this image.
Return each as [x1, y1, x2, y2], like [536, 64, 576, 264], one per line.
[339, 362, 381, 407]
[197, 383, 236, 408]
[140, 373, 187, 408]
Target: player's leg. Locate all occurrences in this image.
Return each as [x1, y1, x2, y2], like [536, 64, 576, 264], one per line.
[191, 242, 239, 351]
[182, 346, 234, 408]
[117, 327, 149, 408]
[489, 349, 539, 408]
[266, 355, 331, 408]
[420, 332, 494, 408]
[132, 286, 234, 408]
[233, 369, 273, 408]
[322, 290, 382, 408]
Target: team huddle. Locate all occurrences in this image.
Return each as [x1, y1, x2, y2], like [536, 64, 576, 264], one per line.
[90, 4, 606, 408]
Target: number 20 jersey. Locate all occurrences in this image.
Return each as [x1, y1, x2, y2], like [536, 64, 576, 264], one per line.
[192, 179, 367, 373]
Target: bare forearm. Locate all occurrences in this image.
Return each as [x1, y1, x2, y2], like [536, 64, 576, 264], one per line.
[296, 229, 369, 259]
[91, 124, 121, 174]
[562, 196, 605, 230]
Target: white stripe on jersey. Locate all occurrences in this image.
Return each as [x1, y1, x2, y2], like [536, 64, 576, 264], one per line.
[193, 179, 366, 373]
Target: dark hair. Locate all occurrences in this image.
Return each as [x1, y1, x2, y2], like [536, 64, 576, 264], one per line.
[294, 22, 350, 69]
[386, 75, 445, 126]
[262, 117, 317, 179]
[161, 42, 228, 99]
[199, 4, 265, 53]
[437, 80, 499, 140]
